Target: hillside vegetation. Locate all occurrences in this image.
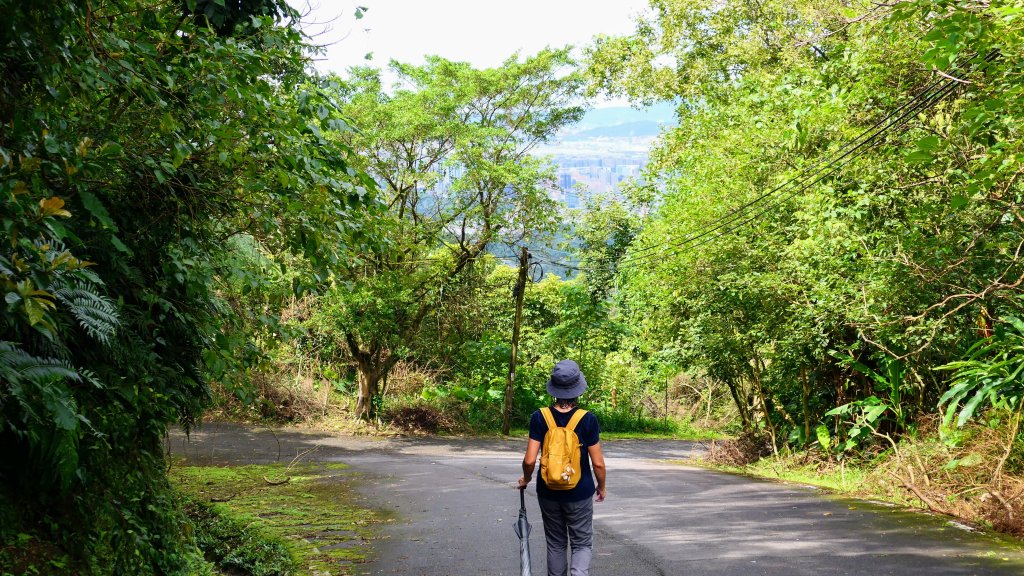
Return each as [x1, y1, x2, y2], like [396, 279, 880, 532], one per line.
[2, 0, 1024, 572]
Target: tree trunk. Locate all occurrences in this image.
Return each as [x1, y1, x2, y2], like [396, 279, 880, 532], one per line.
[355, 360, 380, 421]
[750, 361, 778, 454]
[502, 247, 529, 436]
[725, 378, 751, 431]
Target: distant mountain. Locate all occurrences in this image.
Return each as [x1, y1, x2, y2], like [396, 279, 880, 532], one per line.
[568, 102, 677, 133]
[562, 120, 666, 140]
[535, 101, 677, 158]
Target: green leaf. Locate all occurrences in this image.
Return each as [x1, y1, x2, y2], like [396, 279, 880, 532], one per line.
[48, 394, 79, 431]
[815, 424, 831, 451]
[825, 403, 853, 417]
[915, 135, 941, 151]
[110, 235, 134, 256]
[99, 142, 123, 157]
[79, 192, 116, 229]
[958, 384, 994, 428]
[905, 149, 934, 164]
[943, 453, 982, 470]
[864, 404, 888, 424]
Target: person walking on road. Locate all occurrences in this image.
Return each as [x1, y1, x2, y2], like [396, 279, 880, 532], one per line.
[518, 359, 606, 576]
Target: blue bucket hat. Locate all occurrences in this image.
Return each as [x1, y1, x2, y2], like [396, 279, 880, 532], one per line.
[546, 359, 588, 399]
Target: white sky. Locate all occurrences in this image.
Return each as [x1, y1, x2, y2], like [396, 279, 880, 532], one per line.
[294, 0, 650, 78]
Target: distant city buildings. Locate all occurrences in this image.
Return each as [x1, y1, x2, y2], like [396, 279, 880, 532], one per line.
[412, 105, 674, 212]
[537, 135, 654, 207]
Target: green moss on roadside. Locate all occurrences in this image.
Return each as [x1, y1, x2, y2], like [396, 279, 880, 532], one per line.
[171, 461, 382, 575]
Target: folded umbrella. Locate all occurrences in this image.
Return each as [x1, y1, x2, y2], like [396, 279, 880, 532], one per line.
[514, 488, 532, 576]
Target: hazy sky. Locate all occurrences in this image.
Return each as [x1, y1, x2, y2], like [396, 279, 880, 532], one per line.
[294, 0, 651, 75]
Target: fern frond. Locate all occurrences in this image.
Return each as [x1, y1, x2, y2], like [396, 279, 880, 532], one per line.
[0, 254, 14, 278]
[0, 341, 81, 385]
[76, 368, 106, 391]
[53, 281, 120, 344]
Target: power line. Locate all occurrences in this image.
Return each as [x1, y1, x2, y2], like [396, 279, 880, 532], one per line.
[661, 54, 998, 259]
[619, 61, 971, 262]
[540, 52, 995, 273]
[359, 252, 519, 268]
[677, 78, 968, 256]
[632, 76, 964, 262]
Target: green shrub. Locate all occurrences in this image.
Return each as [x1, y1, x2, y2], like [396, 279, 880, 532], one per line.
[185, 499, 296, 576]
[591, 409, 681, 435]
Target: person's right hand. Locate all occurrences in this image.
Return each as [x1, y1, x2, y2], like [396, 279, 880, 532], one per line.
[595, 486, 606, 502]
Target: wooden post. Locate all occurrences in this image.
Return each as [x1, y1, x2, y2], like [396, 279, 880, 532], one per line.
[664, 382, 669, 421]
[502, 247, 529, 435]
[801, 367, 811, 447]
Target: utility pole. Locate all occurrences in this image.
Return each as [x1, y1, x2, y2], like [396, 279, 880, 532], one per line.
[502, 247, 529, 435]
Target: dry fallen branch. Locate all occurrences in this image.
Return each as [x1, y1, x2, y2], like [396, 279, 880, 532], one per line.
[288, 445, 321, 469]
[989, 490, 1015, 521]
[260, 445, 321, 487]
[888, 470, 951, 515]
[913, 454, 931, 487]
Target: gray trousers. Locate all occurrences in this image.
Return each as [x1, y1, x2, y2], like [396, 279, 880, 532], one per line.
[538, 496, 594, 576]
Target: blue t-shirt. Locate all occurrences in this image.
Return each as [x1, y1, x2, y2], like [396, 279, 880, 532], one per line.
[529, 406, 600, 502]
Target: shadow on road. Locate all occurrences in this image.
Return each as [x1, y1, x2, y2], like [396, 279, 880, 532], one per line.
[170, 422, 1024, 576]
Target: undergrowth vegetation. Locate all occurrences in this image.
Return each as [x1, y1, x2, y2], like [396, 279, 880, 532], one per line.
[1, 0, 372, 572]
[704, 410, 1024, 535]
[171, 462, 382, 576]
[5, 0, 1024, 569]
[227, 265, 739, 438]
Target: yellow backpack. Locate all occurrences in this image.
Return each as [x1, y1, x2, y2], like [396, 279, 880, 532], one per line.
[540, 407, 588, 490]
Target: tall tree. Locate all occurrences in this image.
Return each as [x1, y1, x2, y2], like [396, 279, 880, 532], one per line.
[586, 0, 1023, 444]
[319, 50, 585, 419]
[0, 0, 370, 570]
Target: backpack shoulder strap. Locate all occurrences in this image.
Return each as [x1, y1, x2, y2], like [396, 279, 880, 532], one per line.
[566, 409, 587, 432]
[540, 407, 558, 430]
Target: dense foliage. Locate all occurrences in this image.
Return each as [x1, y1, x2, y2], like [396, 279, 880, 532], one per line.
[295, 51, 584, 420]
[5, 0, 1024, 569]
[1, 0, 369, 571]
[586, 0, 1024, 449]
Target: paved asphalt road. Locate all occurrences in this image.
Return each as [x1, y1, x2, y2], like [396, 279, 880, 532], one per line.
[170, 423, 1024, 575]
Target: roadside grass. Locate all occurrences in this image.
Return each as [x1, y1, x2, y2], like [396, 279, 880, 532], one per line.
[208, 382, 730, 443]
[210, 382, 731, 442]
[592, 410, 726, 440]
[693, 451, 1024, 556]
[170, 461, 386, 575]
[694, 451, 890, 499]
[602, 430, 723, 440]
[691, 418, 1024, 541]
